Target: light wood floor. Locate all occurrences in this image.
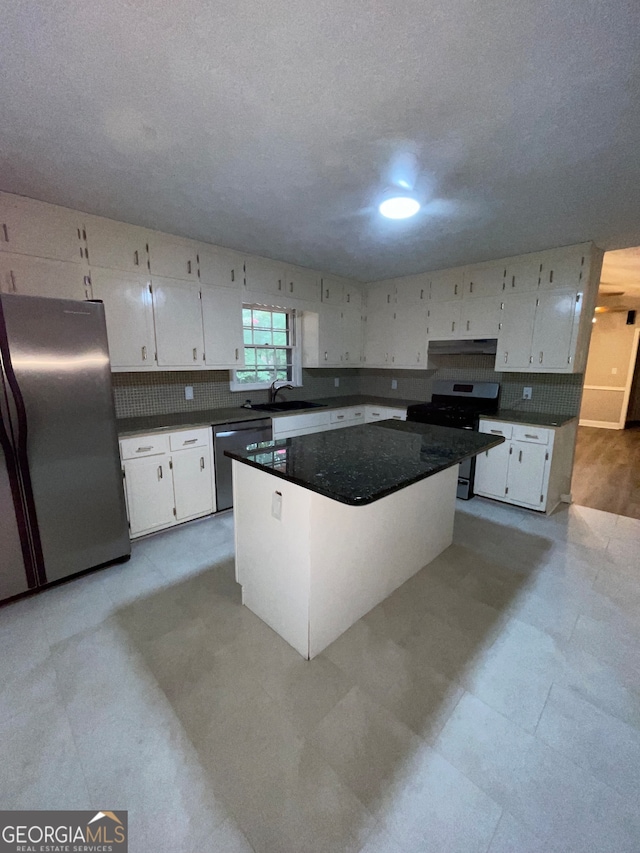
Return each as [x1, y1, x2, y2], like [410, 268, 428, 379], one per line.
[572, 425, 640, 518]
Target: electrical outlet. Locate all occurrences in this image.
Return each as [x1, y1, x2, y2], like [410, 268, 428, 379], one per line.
[185, 385, 194, 401]
[334, 378, 340, 388]
[612, 367, 618, 375]
[522, 387, 532, 400]
[391, 379, 398, 390]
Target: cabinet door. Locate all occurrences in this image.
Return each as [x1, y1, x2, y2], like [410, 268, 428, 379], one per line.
[147, 234, 198, 280]
[0, 197, 87, 263]
[85, 218, 149, 273]
[342, 306, 363, 365]
[172, 448, 215, 521]
[244, 256, 286, 296]
[343, 282, 363, 309]
[393, 305, 428, 366]
[202, 285, 244, 367]
[464, 262, 504, 298]
[283, 266, 318, 302]
[90, 268, 157, 370]
[0, 253, 90, 300]
[320, 276, 344, 305]
[497, 293, 537, 369]
[363, 285, 394, 365]
[429, 268, 463, 302]
[152, 278, 205, 367]
[199, 245, 244, 288]
[474, 442, 510, 499]
[123, 457, 175, 536]
[506, 442, 548, 508]
[318, 306, 344, 366]
[426, 301, 461, 339]
[531, 289, 579, 370]
[395, 275, 429, 308]
[460, 297, 502, 338]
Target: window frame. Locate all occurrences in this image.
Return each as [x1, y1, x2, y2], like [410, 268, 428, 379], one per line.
[230, 303, 302, 392]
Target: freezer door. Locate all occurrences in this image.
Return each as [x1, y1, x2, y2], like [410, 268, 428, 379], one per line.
[0, 295, 130, 583]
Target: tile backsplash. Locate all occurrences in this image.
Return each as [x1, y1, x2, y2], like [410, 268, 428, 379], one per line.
[112, 357, 583, 419]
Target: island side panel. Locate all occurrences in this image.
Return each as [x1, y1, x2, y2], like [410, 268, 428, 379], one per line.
[232, 460, 312, 657]
[307, 465, 458, 659]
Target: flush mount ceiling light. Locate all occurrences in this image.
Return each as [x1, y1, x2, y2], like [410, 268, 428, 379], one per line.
[378, 194, 421, 219]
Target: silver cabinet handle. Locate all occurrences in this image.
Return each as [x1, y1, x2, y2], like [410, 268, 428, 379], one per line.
[469, 281, 474, 293]
[524, 434, 539, 439]
[420, 289, 424, 299]
[325, 288, 329, 299]
[539, 351, 543, 364]
[278, 279, 282, 290]
[193, 348, 198, 361]
[1, 224, 8, 242]
[324, 351, 328, 361]
[451, 321, 455, 332]
[346, 292, 351, 303]
[142, 346, 148, 360]
[336, 415, 345, 420]
[235, 348, 239, 360]
[504, 352, 508, 363]
[158, 465, 163, 479]
[518, 450, 523, 462]
[134, 250, 139, 266]
[137, 446, 152, 453]
[9, 270, 17, 292]
[454, 284, 458, 295]
[371, 412, 380, 416]
[187, 260, 192, 275]
[466, 320, 470, 331]
[183, 438, 198, 445]
[289, 281, 294, 293]
[345, 351, 349, 361]
[200, 456, 205, 470]
[490, 429, 503, 434]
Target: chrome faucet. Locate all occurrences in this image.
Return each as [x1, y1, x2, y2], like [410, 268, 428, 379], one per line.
[269, 380, 295, 404]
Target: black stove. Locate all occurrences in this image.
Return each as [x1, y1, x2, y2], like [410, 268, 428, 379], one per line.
[406, 381, 500, 499]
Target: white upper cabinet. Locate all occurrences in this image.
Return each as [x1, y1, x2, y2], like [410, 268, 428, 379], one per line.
[0, 194, 87, 264]
[320, 275, 343, 305]
[201, 285, 244, 368]
[497, 292, 538, 369]
[85, 217, 149, 273]
[530, 288, 580, 369]
[429, 267, 464, 302]
[393, 305, 427, 366]
[147, 233, 198, 281]
[502, 255, 543, 293]
[426, 301, 462, 339]
[244, 256, 286, 296]
[198, 245, 243, 289]
[90, 268, 156, 371]
[342, 305, 363, 365]
[460, 296, 502, 338]
[343, 281, 363, 309]
[538, 245, 588, 290]
[463, 261, 504, 298]
[152, 278, 204, 367]
[363, 282, 395, 365]
[283, 265, 319, 302]
[395, 274, 429, 308]
[0, 253, 91, 301]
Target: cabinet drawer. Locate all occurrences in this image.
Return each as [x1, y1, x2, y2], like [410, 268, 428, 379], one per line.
[330, 408, 353, 424]
[512, 425, 550, 445]
[120, 434, 170, 459]
[169, 427, 211, 451]
[478, 420, 513, 439]
[272, 411, 331, 436]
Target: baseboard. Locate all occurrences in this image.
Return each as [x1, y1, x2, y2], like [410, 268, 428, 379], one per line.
[578, 419, 622, 429]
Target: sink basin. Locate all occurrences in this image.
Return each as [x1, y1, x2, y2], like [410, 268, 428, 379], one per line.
[250, 400, 329, 413]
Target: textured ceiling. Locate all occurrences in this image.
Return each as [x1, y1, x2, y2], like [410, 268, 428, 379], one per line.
[1, 1, 640, 281]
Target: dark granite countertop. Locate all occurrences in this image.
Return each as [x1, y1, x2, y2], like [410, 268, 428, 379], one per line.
[226, 420, 504, 506]
[480, 410, 577, 428]
[116, 395, 421, 437]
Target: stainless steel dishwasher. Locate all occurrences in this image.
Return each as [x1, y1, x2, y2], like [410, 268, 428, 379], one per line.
[213, 418, 273, 510]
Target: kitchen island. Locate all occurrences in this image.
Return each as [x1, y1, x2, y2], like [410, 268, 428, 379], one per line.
[227, 421, 503, 659]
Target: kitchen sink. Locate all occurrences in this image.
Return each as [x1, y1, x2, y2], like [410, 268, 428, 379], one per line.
[249, 400, 329, 412]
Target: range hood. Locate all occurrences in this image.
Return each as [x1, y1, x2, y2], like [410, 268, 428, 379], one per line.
[428, 338, 498, 355]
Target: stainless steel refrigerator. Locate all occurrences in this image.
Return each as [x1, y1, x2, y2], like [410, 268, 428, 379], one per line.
[0, 294, 130, 602]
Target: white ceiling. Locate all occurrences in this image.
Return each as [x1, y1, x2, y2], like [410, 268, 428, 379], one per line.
[1, 1, 640, 282]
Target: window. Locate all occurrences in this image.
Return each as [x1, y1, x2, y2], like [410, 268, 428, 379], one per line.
[230, 305, 301, 391]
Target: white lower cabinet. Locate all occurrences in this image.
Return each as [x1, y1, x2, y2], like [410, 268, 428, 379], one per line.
[364, 405, 406, 422]
[474, 419, 577, 513]
[121, 427, 215, 538]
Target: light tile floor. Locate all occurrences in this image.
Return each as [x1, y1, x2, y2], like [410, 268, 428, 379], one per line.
[1, 500, 639, 852]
